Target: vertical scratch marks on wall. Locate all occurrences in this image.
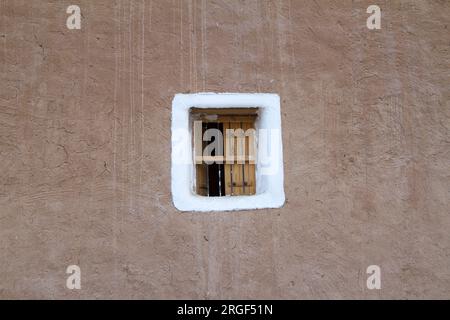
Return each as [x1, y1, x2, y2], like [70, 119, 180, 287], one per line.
[267, 1, 275, 84]
[234, 2, 241, 90]
[287, 0, 300, 98]
[1, 0, 5, 75]
[201, 0, 207, 91]
[188, 0, 191, 90]
[275, 0, 285, 89]
[128, 2, 134, 214]
[139, 0, 145, 213]
[194, 0, 198, 92]
[253, 0, 261, 92]
[120, 0, 126, 232]
[179, 0, 184, 89]
[112, 0, 121, 298]
[188, 0, 194, 91]
[193, 0, 198, 92]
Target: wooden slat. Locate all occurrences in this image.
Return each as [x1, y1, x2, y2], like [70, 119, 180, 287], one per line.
[243, 122, 250, 195]
[196, 164, 207, 196]
[193, 120, 203, 164]
[209, 115, 257, 123]
[223, 122, 232, 196]
[196, 156, 223, 163]
[231, 122, 244, 195]
[190, 108, 258, 115]
[192, 110, 257, 197]
[195, 155, 254, 163]
[246, 122, 256, 195]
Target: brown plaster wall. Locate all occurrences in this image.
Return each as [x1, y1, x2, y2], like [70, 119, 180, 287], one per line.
[0, 0, 449, 299]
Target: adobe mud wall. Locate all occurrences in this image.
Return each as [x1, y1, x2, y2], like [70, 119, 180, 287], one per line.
[0, 0, 449, 298]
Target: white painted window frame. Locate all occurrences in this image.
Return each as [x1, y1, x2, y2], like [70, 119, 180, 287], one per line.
[171, 93, 285, 212]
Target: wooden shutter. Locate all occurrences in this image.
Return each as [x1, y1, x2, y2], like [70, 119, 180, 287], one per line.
[192, 108, 257, 196]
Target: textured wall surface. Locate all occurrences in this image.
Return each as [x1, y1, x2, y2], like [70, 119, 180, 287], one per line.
[0, 0, 449, 299]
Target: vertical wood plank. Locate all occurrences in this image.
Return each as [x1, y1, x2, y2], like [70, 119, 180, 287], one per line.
[196, 164, 207, 196]
[223, 122, 232, 196]
[247, 121, 256, 195]
[242, 122, 249, 195]
[232, 122, 243, 195]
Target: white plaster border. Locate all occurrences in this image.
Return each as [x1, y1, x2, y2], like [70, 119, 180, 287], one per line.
[171, 93, 285, 212]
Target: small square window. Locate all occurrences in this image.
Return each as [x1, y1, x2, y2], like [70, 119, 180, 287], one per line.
[171, 93, 285, 212]
[191, 107, 257, 197]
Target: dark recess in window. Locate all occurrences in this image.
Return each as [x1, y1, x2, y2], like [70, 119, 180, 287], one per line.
[203, 122, 225, 197]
